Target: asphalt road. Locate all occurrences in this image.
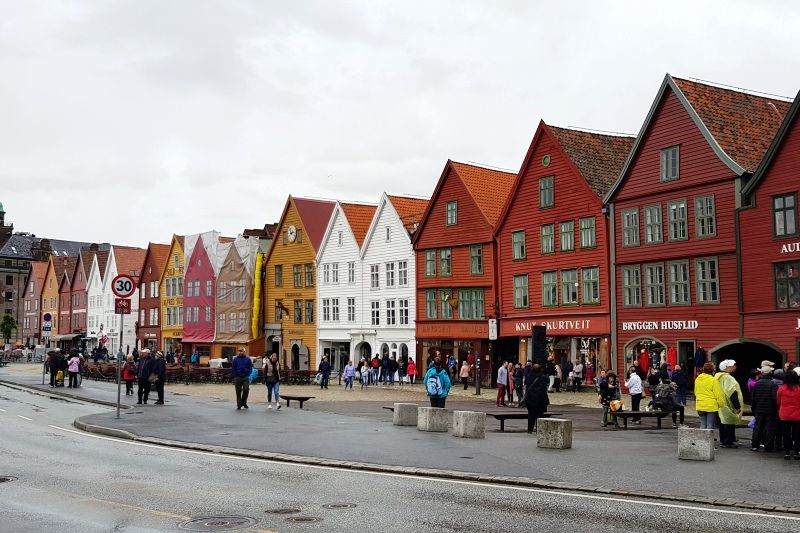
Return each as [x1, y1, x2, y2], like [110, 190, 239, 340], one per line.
[1, 384, 798, 533]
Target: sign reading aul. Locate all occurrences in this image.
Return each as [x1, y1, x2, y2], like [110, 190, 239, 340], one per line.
[780, 241, 800, 254]
[622, 320, 699, 331]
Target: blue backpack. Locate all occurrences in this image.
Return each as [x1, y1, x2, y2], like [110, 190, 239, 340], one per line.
[426, 372, 444, 396]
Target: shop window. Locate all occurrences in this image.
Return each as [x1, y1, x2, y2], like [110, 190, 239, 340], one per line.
[669, 261, 690, 305]
[695, 195, 716, 238]
[622, 266, 641, 307]
[622, 209, 639, 247]
[773, 194, 797, 237]
[513, 275, 528, 309]
[774, 261, 800, 309]
[668, 200, 687, 241]
[660, 146, 679, 181]
[644, 263, 665, 306]
[695, 257, 719, 304]
[644, 204, 662, 244]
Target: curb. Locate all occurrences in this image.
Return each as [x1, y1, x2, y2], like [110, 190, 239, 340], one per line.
[72, 415, 800, 517]
[0, 379, 132, 410]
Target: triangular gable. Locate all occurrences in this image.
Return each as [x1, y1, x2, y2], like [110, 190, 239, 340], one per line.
[387, 194, 429, 234]
[293, 197, 336, 251]
[158, 235, 185, 282]
[316, 201, 378, 262]
[139, 242, 171, 283]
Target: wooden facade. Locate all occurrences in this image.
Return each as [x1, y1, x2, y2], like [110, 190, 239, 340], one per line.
[159, 235, 185, 356]
[137, 242, 170, 351]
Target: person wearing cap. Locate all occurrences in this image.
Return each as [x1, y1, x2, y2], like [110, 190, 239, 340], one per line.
[715, 359, 743, 448]
[232, 348, 253, 410]
[136, 349, 154, 404]
[151, 351, 167, 405]
[751, 365, 778, 452]
[694, 362, 725, 431]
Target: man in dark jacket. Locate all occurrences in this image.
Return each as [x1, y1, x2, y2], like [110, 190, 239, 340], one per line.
[151, 351, 167, 405]
[751, 367, 778, 452]
[524, 364, 550, 433]
[380, 353, 390, 385]
[232, 348, 253, 410]
[319, 356, 331, 389]
[48, 349, 63, 387]
[136, 349, 155, 405]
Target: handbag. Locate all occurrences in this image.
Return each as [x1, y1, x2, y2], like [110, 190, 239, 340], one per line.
[148, 373, 159, 384]
[314, 372, 323, 384]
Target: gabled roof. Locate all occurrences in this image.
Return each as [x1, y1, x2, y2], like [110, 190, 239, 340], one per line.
[293, 197, 336, 251]
[606, 74, 792, 202]
[340, 202, 378, 247]
[146, 243, 171, 272]
[24, 261, 48, 299]
[743, 88, 800, 197]
[450, 161, 517, 227]
[76, 249, 95, 280]
[95, 251, 110, 283]
[55, 256, 78, 290]
[387, 195, 429, 234]
[112, 246, 147, 282]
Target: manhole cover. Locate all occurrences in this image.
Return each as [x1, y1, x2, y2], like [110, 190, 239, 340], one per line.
[0, 476, 17, 483]
[265, 508, 301, 515]
[322, 503, 356, 510]
[286, 517, 322, 523]
[178, 516, 257, 531]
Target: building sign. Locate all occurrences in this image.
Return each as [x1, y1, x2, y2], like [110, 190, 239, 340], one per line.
[501, 316, 610, 337]
[621, 320, 699, 331]
[417, 322, 489, 339]
[780, 241, 800, 254]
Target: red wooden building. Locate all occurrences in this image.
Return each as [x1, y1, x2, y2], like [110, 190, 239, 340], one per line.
[181, 233, 222, 358]
[137, 242, 170, 351]
[605, 74, 790, 377]
[495, 121, 634, 371]
[739, 90, 800, 365]
[56, 257, 78, 338]
[412, 160, 517, 383]
[68, 248, 93, 345]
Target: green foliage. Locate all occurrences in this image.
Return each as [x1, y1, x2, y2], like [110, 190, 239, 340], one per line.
[0, 313, 18, 345]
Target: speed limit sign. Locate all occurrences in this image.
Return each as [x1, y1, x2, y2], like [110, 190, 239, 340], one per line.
[111, 274, 136, 298]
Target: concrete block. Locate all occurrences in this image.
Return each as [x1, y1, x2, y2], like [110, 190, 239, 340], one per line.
[536, 418, 572, 449]
[417, 407, 448, 432]
[452, 410, 485, 439]
[678, 427, 715, 461]
[393, 403, 419, 426]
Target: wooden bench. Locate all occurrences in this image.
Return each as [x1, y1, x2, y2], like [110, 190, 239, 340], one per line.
[615, 410, 674, 429]
[282, 394, 315, 409]
[485, 411, 560, 432]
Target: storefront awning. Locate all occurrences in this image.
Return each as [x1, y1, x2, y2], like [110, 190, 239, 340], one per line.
[50, 334, 81, 341]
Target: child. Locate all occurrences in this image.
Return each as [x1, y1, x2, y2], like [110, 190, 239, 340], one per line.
[360, 360, 370, 389]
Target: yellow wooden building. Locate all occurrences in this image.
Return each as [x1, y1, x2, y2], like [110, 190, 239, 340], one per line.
[159, 235, 185, 357]
[264, 196, 335, 371]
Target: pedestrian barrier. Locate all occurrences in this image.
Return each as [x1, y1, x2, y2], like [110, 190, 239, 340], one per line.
[393, 403, 418, 426]
[417, 407, 448, 432]
[536, 418, 572, 449]
[678, 427, 715, 461]
[452, 410, 485, 439]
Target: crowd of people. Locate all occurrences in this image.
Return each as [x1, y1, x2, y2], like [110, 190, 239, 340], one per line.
[316, 353, 418, 391]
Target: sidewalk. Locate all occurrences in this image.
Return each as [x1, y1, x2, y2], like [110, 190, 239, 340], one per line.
[2, 363, 794, 513]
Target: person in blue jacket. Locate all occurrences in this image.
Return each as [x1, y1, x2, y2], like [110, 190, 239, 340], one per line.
[318, 356, 331, 389]
[424, 358, 452, 408]
[232, 348, 253, 410]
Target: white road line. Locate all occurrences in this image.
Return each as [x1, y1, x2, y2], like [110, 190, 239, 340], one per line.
[0, 407, 7, 412]
[17, 415, 33, 421]
[48, 424, 799, 522]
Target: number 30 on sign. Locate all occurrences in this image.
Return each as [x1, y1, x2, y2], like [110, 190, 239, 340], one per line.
[112, 274, 136, 298]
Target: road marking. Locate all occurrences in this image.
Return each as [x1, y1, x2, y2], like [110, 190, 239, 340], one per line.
[0, 407, 6, 412]
[48, 424, 799, 522]
[17, 415, 32, 421]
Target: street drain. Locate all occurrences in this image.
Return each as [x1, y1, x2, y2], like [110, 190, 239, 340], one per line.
[459, 456, 474, 459]
[0, 476, 17, 483]
[322, 503, 356, 510]
[286, 517, 322, 523]
[177, 516, 257, 531]
[265, 508, 301, 515]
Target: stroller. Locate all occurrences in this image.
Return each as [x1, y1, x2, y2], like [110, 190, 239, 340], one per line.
[54, 369, 65, 387]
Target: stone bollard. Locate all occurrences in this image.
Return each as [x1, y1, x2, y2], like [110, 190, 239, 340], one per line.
[678, 427, 715, 461]
[393, 403, 419, 426]
[452, 411, 485, 439]
[417, 407, 448, 432]
[536, 418, 572, 449]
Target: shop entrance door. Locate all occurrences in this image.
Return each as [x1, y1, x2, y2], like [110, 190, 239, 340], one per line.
[677, 340, 695, 370]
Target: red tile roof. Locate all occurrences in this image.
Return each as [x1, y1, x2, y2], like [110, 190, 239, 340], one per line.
[548, 125, 636, 197]
[113, 247, 147, 282]
[387, 195, 429, 233]
[673, 77, 792, 173]
[56, 256, 78, 287]
[95, 250, 110, 281]
[78, 249, 95, 278]
[450, 161, 517, 227]
[293, 197, 336, 251]
[26, 261, 48, 298]
[340, 202, 377, 247]
[148, 243, 171, 272]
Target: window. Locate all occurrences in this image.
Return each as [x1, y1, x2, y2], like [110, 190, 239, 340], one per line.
[239, 312, 246, 331]
[174, 255, 180, 269]
[582, 267, 599, 304]
[347, 298, 356, 322]
[660, 146, 680, 181]
[668, 200, 687, 241]
[332, 263, 339, 284]
[348, 262, 356, 284]
[561, 269, 578, 304]
[458, 288, 485, 319]
[542, 271, 557, 306]
[399, 299, 409, 325]
[775, 261, 800, 309]
[513, 275, 529, 309]
[669, 261, 690, 305]
[206, 280, 212, 297]
[323, 264, 330, 284]
[440, 289, 454, 319]
[540, 224, 554, 254]
[332, 298, 339, 321]
[304, 264, 314, 287]
[274, 265, 283, 287]
[560, 221, 574, 251]
[696, 257, 719, 303]
[425, 289, 437, 319]
[151, 308, 158, 326]
[386, 227, 391, 241]
[371, 301, 380, 326]
[337, 231, 343, 246]
[644, 264, 665, 306]
[580, 217, 596, 248]
[425, 250, 436, 277]
[275, 299, 284, 320]
[370, 264, 379, 289]
[219, 313, 226, 332]
[468, 246, 483, 275]
[150, 281, 157, 298]
[294, 300, 302, 323]
[192, 306, 199, 323]
[229, 312, 236, 331]
[446, 201, 458, 225]
[322, 298, 330, 322]
[192, 280, 200, 297]
[512, 231, 526, 260]
[386, 300, 396, 325]
[218, 281, 227, 303]
[398, 261, 408, 285]
[695, 196, 716, 237]
[205, 305, 211, 322]
[539, 176, 554, 208]
[439, 248, 451, 276]
[386, 263, 395, 287]
[622, 209, 639, 246]
[622, 266, 641, 306]
[774, 194, 797, 237]
[293, 265, 301, 288]
[644, 205, 662, 244]
[305, 300, 314, 323]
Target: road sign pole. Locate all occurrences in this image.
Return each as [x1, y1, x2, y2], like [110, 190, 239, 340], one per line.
[116, 313, 122, 419]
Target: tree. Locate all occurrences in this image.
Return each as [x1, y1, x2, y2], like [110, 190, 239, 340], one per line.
[0, 313, 17, 346]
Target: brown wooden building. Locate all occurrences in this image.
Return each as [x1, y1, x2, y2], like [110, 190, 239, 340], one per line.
[137, 242, 170, 351]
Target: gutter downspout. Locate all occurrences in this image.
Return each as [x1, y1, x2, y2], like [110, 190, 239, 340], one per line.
[608, 203, 618, 375]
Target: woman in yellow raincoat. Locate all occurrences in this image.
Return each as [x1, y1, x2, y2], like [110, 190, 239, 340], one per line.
[715, 359, 743, 448]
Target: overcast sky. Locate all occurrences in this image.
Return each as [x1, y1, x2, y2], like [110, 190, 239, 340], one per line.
[2, 1, 799, 248]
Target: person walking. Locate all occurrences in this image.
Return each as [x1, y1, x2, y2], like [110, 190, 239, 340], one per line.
[671, 364, 689, 409]
[545, 356, 556, 393]
[514, 363, 525, 406]
[232, 348, 253, 410]
[360, 360, 370, 390]
[554, 362, 562, 393]
[48, 349, 63, 387]
[424, 358, 451, 408]
[777, 370, 800, 460]
[599, 372, 620, 428]
[524, 363, 549, 433]
[136, 348, 154, 405]
[625, 366, 643, 423]
[459, 360, 470, 390]
[343, 360, 356, 390]
[380, 353, 390, 385]
[122, 354, 137, 395]
[715, 359, 743, 447]
[406, 359, 416, 385]
[319, 356, 331, 389]
[694, 361, 725, 431]
[67, 350, 81, 388]
[388, 356, 398, 386]
[750, 365, 778, 452]
[151, 351, 167, 405]
[572, 360, 584, 392]
[263, 353, 281, 409]
[370, 355, 380, 385]
[496, 361, 509, 407]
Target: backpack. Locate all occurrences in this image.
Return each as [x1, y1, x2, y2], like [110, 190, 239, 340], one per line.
[190, 353, 199, 364]
[654, 388, 675, 412]
[426, 372, 443, 396]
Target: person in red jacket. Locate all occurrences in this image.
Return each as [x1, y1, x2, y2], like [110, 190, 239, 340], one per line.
[121, 354, 137, 396]
[777, 370, 800, 460]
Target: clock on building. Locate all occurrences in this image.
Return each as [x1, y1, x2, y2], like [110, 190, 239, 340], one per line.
[287, 225, 297, 243]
